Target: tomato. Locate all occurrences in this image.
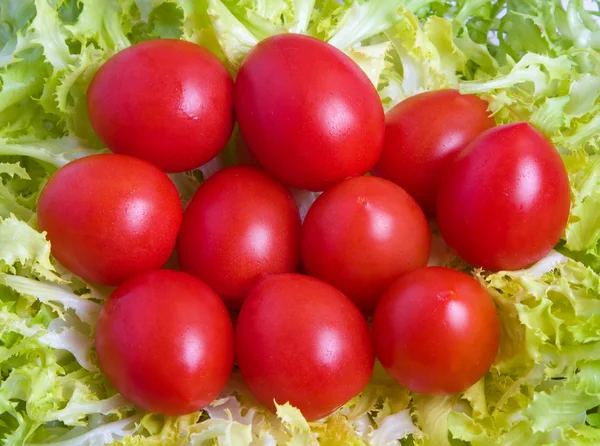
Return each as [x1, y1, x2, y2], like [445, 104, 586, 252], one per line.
[87, 39, 234, 173]
[373, 267, 500, 395]
[437, 123, 571, 271]
[37, 154, 182, 285]
[301, 176, 431, 313]
[235, 34, 385, 191]
[374, 90, 495, 216]
[236, 274, 374, 421]
[95, 270, 234, 415]
[177, 166, 301, 309]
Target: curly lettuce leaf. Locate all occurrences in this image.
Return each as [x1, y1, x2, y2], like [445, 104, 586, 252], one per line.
[561, 152, 600, 266]
[379, 10, 466, 109]
[444, 255, 600, 445]
[1, 0, 600, 445]
[0, 217, 133, 445]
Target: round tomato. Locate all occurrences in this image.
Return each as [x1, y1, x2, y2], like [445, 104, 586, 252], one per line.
[37, 154, 182, 285]
[437, 122, 571, 271]
[177, 166, 301, 308]
[235, 34, 385, 191]
[373, 267, 500, 395]
[374, 89, 495, 216]
[95, 270, 234, 415]
[236, 274, 374, 421]
[301, 176, 431, 313]
[87, 39, 234, 172]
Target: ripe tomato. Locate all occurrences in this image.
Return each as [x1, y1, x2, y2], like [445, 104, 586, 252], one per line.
[374, 90, 495, 216]
[37, 154, 182, 285]
[87, 39, 234, 173]
[301, 176, 431, 313]
[437, 123, 571, 271]
[373, 267, 500, 395]
[236, 274, 374, 421]
[235, 34, 385, 191]
[177, 166, 301, 308]
[95, 270, 234, 415]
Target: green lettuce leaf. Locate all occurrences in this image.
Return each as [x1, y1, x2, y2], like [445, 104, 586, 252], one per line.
[379, 10, 466, 109]
[2, 0, 600, 444]
[445, 254, 600, 444]
[561, 152, 600, 267]
[0, 216, 133, 445]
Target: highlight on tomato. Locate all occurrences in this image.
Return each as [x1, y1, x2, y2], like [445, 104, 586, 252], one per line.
[87, 39, 235, 173]
[374, 89, 495, 216]
[235, 34, 385, 191]
[437, 122, 571, 271]
[301, 175, 431, 313]
[95, 270, 235, 416]
[236, 273, 375, 421]
[37, 154, 182, 286]
[177, 165, 301, 309]
[373, 267, 500, 395]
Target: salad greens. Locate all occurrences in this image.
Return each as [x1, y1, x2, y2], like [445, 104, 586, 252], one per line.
[1, 0, 600, 444]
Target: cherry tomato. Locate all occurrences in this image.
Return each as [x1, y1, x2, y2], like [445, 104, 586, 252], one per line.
[177, 166, 301, 308]
[301, 176, 431, 313]
[437, 123, 571, 271]
[236, 274, 374, 421]
[374, 90, 495, 216]
[95, 270, 234, 415]
[87, 39, 234, 172]
[373, 267, 500, 395]
[235, 34, 385, 191]
[37, 154, 182, 285]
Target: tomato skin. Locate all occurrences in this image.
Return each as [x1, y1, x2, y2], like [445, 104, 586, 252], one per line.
[301, 176, 431, 313]
[37, 154, 182, 286]
[95, 270, 234, 415]
[177, 166, 301, 308]
[437, 122, 571, 271]
[374, 90, 495, 216]
[87, 39, 234, 173]
[373, 267, 500, 395]
[236, 274, 374, 421]
[235, 34, 385, 191]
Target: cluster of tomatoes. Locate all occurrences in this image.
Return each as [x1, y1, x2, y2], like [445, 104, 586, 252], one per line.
[36, 34, 571, 420]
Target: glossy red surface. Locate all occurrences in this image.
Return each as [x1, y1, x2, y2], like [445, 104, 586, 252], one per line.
[437, 122, 571, 271]
[87, 39, 234, 172]
[235, 34, 385, 191]
[373, 267, 500, 394]
[95, 270, 234, 415]
[375, 89, 495, 216]
[236, 274, 374, 421]
[301, 176, 431, 313]
[177, 166, 301, 308]
[37, 154, 182, 285]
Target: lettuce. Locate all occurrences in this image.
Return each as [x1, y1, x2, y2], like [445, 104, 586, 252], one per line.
[1, 0, 600, 444]
[445, 255, 600, 445]
[0, 216, 133, 446]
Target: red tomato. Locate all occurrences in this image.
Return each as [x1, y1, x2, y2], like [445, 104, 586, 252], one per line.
[95, 270, 234, 415]
[374, 90, 495, 216]
[236, 274, 374, 421]
[301, 176, 431, 313]
[437, 123, 571, 271]
[177, 166, 301, 308]
[87, 39, 234, 172]
[235, 34, 385, 191]
[373, 267, 500, 395]
[37, 154, 182, 285]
